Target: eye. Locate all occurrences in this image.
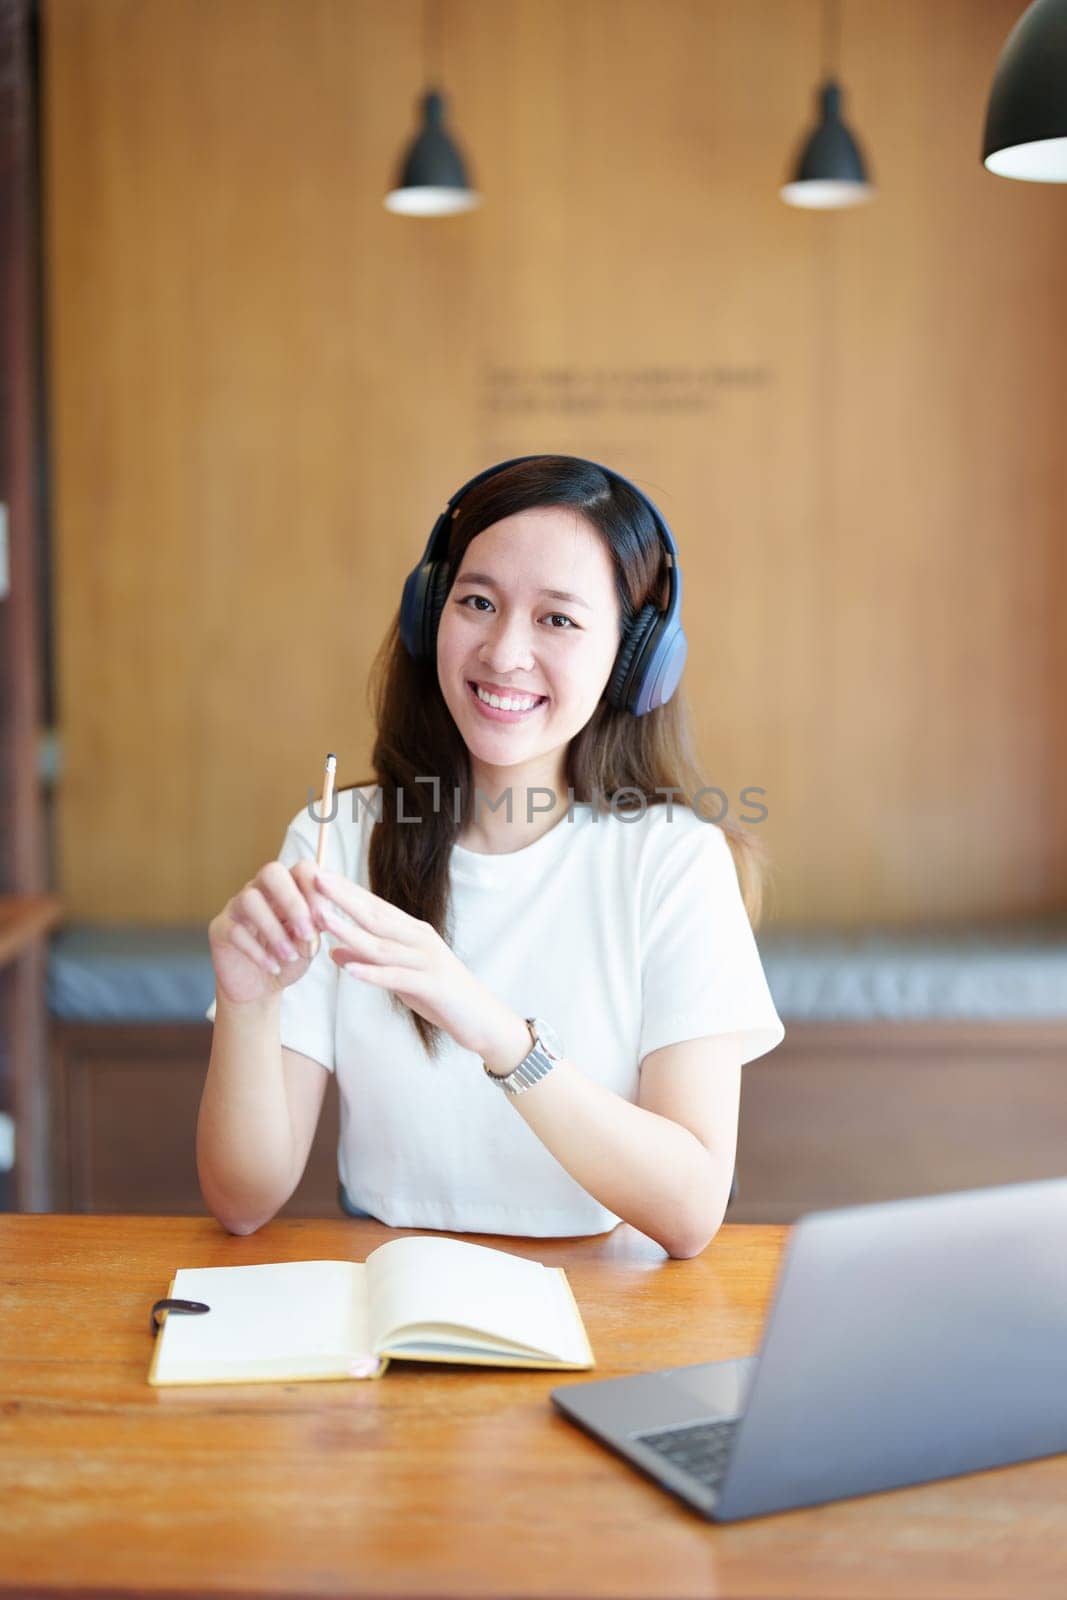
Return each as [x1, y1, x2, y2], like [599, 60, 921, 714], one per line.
[455, 595, 578, 629]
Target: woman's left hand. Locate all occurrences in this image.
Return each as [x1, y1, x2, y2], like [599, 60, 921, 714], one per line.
[311, 866, 509, 1057]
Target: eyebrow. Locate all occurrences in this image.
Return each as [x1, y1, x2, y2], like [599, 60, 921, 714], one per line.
[454, 571, 592, 611]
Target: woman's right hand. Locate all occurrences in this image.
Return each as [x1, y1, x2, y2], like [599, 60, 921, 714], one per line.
[208, 860, 326, 1008]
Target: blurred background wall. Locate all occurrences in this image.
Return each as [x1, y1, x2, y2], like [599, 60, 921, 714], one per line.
[40, 0, 1067, 932]
[10, 0, 1063, 1220]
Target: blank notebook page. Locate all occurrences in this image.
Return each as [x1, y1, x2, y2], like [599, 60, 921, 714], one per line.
[157, 1260, 368, 1375]
[366, 1236, 579, 1359]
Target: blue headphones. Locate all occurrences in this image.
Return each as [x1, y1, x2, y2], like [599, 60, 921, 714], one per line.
[399, 454, 688, 716]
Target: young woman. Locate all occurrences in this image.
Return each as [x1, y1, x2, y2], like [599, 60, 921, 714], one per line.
[198, 455, 784, 1256]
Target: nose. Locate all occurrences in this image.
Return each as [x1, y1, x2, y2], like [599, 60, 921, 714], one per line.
[478, 610, 536, 675]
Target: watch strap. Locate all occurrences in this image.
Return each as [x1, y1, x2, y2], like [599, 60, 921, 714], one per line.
[483, 1017, 559, 1095]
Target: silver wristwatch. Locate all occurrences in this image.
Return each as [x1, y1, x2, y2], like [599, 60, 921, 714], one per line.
[483, 1016, 564, 1095]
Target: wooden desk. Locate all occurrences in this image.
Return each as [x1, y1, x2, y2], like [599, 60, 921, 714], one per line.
[2, 1215, 1065, 1599]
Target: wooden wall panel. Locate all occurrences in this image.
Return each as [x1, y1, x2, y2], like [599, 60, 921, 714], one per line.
[40, 0, 1067, 927]
[733, 1021, 1067, 1223]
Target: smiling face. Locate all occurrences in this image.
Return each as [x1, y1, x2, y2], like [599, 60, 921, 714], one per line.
[435, 505, 623, 804]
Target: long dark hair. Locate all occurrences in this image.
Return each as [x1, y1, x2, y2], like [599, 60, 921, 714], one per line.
[340, 456, 773, 1059]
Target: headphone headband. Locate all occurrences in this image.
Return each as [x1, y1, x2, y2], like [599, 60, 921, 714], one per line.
[399, 454, 688, 716]
[420, 453, 683, 608]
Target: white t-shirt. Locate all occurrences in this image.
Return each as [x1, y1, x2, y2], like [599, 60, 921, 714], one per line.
[206, 785, 785, 1237]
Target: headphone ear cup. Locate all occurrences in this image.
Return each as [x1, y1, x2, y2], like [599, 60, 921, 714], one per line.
[423, 560, 453, 658]
[607, 605, 659, 712]
[400, 562, 430, 659]
[400, 559, 452, 661]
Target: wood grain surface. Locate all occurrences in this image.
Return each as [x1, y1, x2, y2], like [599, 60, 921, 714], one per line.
[2, 1214, 1066, 1598]
[40, 0, 1067, 930]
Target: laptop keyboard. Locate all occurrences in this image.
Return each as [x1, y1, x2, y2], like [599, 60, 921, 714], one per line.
[631, 1416, 742, 1491]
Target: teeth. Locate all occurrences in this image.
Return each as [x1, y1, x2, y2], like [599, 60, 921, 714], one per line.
[474, 684, 542, 712]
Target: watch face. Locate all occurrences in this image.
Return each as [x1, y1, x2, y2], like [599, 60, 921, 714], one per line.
[531, 1017, 564, 1060]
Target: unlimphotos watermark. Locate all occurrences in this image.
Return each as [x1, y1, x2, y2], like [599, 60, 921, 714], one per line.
[307, 781, 768, 827]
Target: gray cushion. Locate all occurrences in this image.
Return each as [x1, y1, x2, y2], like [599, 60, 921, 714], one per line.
[46, 917, 1067, 1025]
[47, 925, 215, 1022]
[758, 917, 1067, 1021]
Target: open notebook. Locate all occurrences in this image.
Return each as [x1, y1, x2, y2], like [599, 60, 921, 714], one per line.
[148, 1234, 595, 1385]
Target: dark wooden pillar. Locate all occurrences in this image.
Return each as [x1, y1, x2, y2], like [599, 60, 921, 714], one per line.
[0, 0, 57, 1211]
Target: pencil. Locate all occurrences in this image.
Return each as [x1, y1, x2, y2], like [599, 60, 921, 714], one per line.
[316, 752, 337, 866]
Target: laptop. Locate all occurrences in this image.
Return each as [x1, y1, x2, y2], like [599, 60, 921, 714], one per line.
[550, 1176, 1067, 1522]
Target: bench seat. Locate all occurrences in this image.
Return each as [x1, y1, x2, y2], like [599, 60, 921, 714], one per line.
[47, 918, 1067, 1024]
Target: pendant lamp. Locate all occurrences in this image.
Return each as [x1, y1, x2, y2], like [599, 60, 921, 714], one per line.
[384, 0, 482, 216]
[781, 0, 876, 209]
[983, 0, 1067, 180]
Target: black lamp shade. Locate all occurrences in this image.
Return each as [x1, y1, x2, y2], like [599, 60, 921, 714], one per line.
[781, 81, 875, 209]
[982, 0, 1067, 179]
[792, 83, 869, 182]
[384, 90, 482, 215]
